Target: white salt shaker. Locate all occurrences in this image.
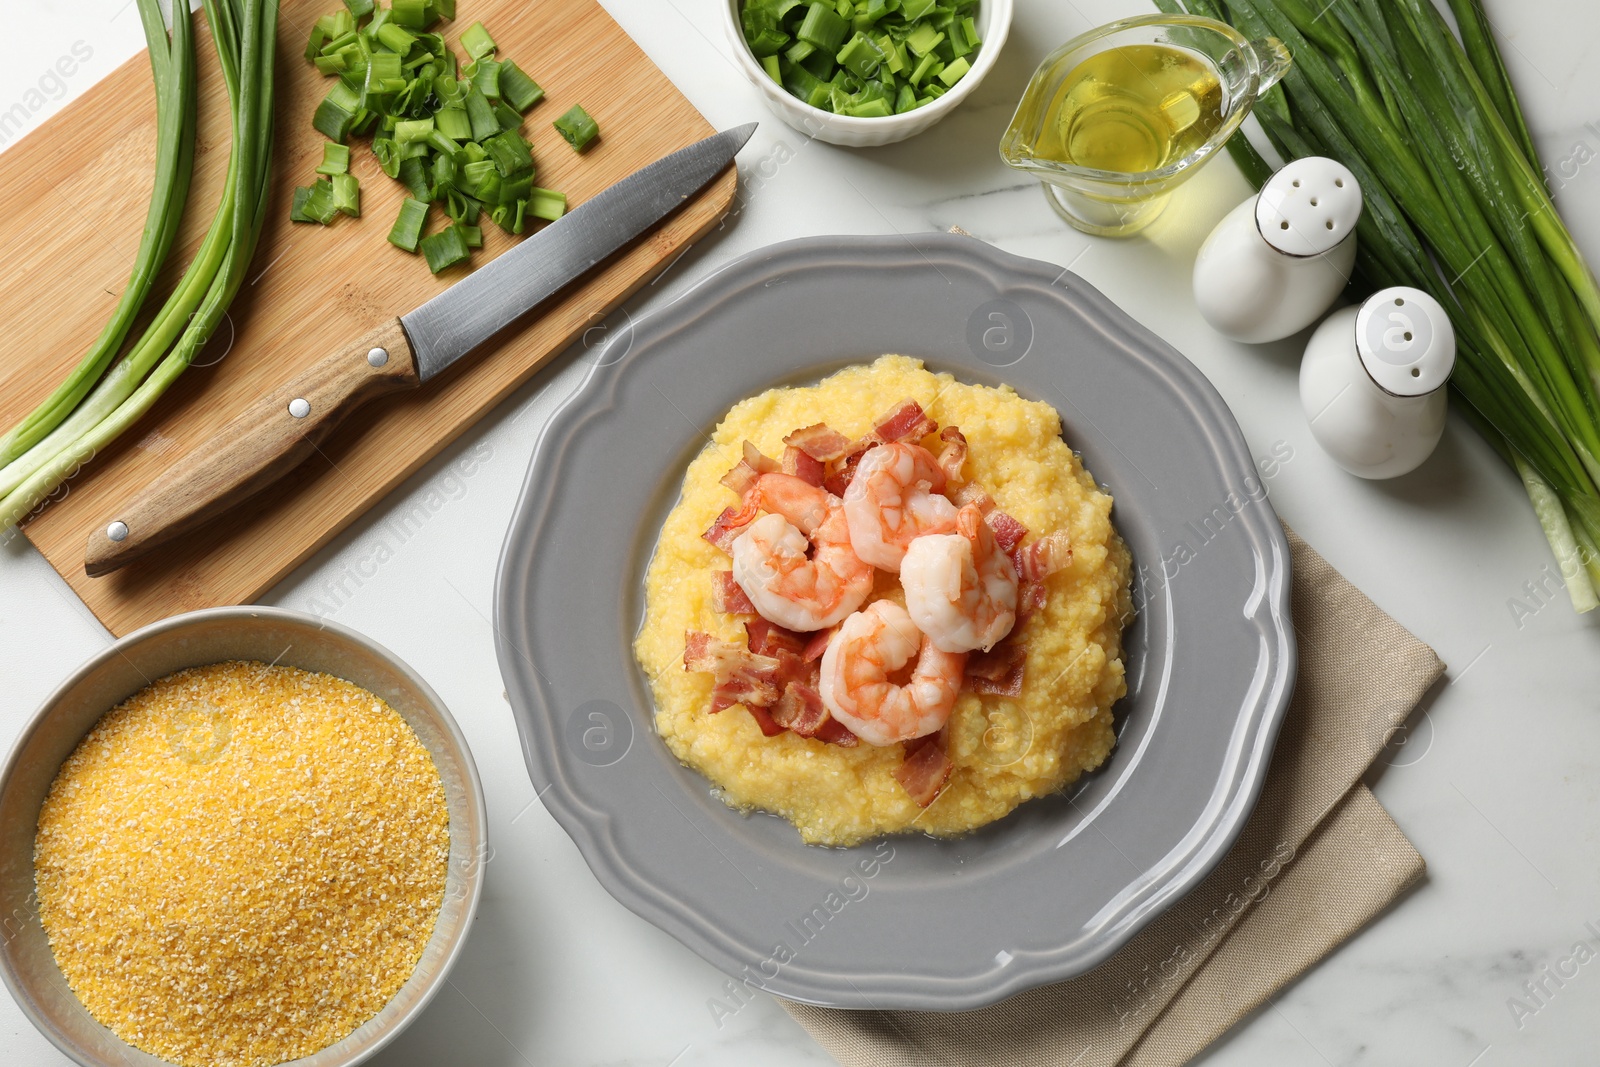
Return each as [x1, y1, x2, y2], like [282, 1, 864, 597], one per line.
[1193, 156, 1363, 343]
[1299, 286, 1456, 479]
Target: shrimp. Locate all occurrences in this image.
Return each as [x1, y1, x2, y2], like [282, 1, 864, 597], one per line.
[730, 474, 874, 632]
[842, 442, 959, 571]
[900, 504, 1019, 653]
[819, 600, 967, 746]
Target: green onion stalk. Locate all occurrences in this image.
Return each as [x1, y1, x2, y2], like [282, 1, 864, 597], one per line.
[1157, 0, 1600, 611]
[0, 0, 276, 530]
[0, 0, 195, 468]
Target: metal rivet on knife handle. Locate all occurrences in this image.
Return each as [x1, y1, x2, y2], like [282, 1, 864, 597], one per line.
[288, 397, 311, 419]
[106, 521, 128, 543]
[367, 347, 389, 368]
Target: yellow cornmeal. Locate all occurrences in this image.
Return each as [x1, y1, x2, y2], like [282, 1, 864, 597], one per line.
[635, 355, 1133, 846]
[33, 661, 451, 1067]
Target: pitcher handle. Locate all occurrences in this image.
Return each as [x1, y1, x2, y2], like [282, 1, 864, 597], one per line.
[1248, 36, 1293, 93]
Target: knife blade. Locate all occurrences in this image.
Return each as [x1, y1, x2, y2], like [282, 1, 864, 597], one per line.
[84, 122, 757, 577]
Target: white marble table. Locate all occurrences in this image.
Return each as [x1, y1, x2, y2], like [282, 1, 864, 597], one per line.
[4, 0, 1598, 1063]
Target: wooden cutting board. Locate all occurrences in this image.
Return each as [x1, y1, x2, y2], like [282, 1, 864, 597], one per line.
[0, 0, 736, 637]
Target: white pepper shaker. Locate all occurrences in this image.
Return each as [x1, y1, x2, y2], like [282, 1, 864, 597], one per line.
[1193, 156, 1363, 343]
[1299, 286, 1456, 479]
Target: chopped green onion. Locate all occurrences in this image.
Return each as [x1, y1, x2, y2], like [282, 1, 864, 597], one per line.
[465, 87, 500, 141]
[904, 22, 943, 56]
[879, 35, 906, 74]
[398, 155, 431, 199]
[390, 0, 430, 29]
[797, 3, 848, 51]
[394, 116, 434, 143]
[291, 2, 571, 277]
[494, 100, 523, 131]
[528, 187, 567, 221]
[460, 21, 496, 59]
[485, 130, 534, 175]
[498, 60, 544, 111]
[553, 104, 599, 152]
[388, 197, 430, 250]
[419, 224, 472, 272]
[748, 28, 790, 57]
[290, 185, 315, 222]
[313, 80, 363, 142]
[373, 136, 402, 176]
[316, 142, 351, 175]
[742, 0, 983, 114]
[496, 174, 533, 207]
[435, 104, 472, 140]
[427, 128, 462, 156]
[836, 32, 885, 79]
[375, 21, 415, 52]
[469, 57, 501, 99]
[908, 51, 941, 87]
[333, 172, 362, 216]
[937, 56, 969, 86]
[307, 179, 343, 224]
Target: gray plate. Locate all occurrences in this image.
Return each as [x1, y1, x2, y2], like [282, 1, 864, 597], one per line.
[493, 233, 1295, 1011]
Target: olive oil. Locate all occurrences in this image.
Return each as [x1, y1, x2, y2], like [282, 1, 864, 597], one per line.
[1029, 44, 1224, 173]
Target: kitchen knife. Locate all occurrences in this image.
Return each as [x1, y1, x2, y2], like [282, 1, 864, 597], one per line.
[84, 122, 757, 577]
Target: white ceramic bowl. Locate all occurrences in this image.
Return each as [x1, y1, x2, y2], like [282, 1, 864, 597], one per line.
[0, 607, 487, 1067]
[722, 0, 1013, 147]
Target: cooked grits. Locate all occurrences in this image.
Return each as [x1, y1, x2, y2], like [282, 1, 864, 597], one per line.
[633, 355, 1133, 846]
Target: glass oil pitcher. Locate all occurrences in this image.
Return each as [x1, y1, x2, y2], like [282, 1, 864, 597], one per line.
[1000, 14, 1291, 237]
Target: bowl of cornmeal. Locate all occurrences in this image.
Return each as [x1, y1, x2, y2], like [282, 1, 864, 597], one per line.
[0, 606, 487, 1067]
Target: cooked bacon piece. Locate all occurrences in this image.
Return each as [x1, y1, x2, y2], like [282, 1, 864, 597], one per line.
[713, 571, 757, 614]
[1017, 531, 1073, 582]
[683, 630, 718, 670]
[936, 426, 969, 485]
[782, 445, 826, 487]
[801, 626, 835, 663]
[894, 733, 953, 807]
[772, 649, 820, 691]
[951, 482, 995, 513]
[985, 511, 1028, 555]
[746, 704, 786, 737]
[872, 399, 938, 443]
[965, 641, 1026, 696]
[784, 423, 852, 462]
[812, 717, 860, 747]
[822, 468, 854, 497]
[703, 502, 757, 554]
[770, 682, 829, 735]
[745, 617, 805, 657]
[1015, 580, 1048, 626]
[712, 667, 780, 712]
[822, 439, 877, 496]
[719, 440, 780, 497]
[685, 631, 781, 713]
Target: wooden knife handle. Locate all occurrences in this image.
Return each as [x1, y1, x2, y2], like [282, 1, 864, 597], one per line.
[84, 320, 422, 577]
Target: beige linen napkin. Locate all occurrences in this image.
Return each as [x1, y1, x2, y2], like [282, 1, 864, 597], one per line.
[782, 528, 1443, 1066]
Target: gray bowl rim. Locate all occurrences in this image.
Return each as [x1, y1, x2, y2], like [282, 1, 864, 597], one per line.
[0, 604, 488, 1067]
[494, 232, 1296, 1011]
